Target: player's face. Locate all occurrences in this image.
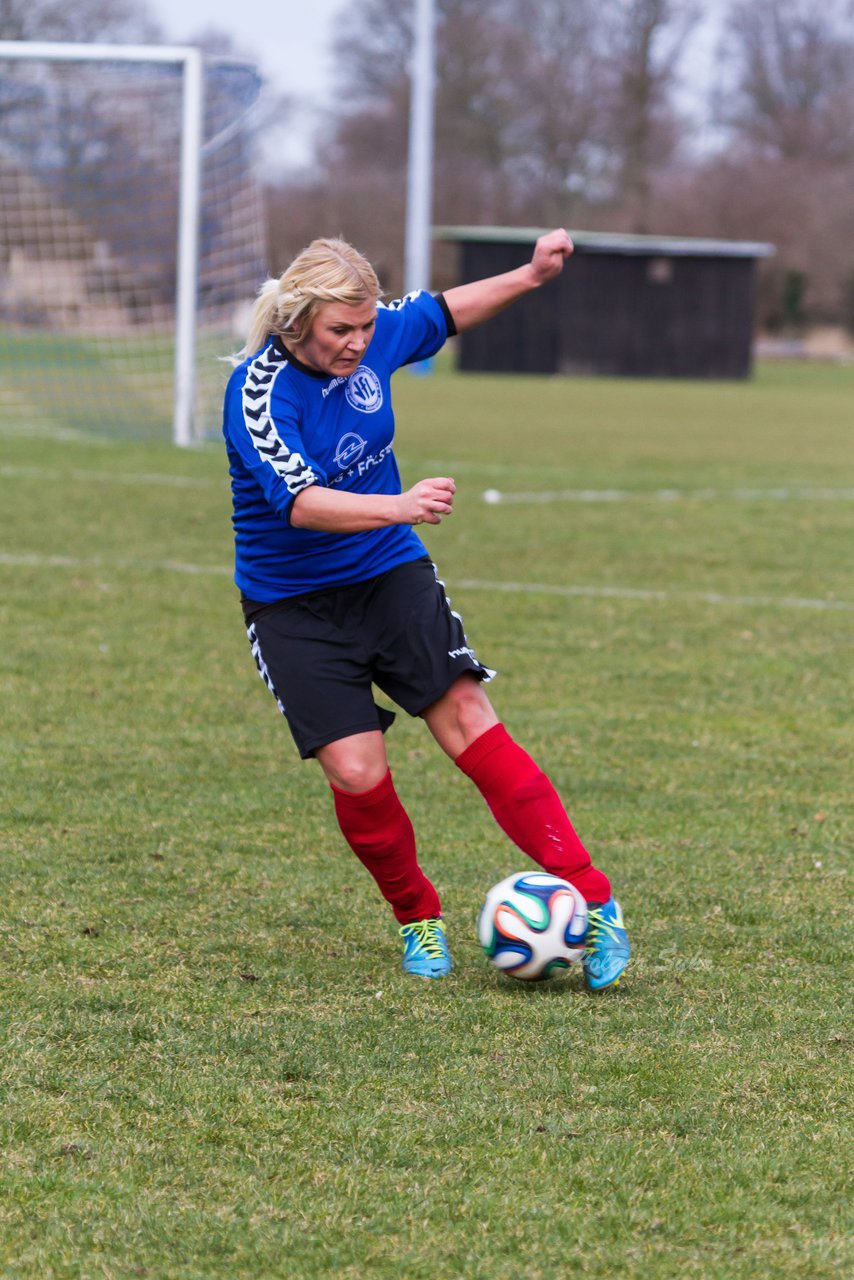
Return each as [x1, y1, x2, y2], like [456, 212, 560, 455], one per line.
[298, 299, 377, 376]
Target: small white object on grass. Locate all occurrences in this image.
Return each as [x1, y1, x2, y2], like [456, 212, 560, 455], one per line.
[482, 488, 503, 505]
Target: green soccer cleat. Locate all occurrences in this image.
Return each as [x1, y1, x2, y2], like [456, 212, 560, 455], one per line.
[399, 917, 452, 978]
[583, 897, 630, 990]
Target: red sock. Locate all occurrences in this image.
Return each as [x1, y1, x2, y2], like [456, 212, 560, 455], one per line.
[455, 723, 611, 904]
[331, 770, 441, 924]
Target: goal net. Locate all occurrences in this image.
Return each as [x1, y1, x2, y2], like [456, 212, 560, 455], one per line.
[0, 43, 267, 444]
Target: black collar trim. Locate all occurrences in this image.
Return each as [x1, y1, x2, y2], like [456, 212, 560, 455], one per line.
[271, 336, 328, 379]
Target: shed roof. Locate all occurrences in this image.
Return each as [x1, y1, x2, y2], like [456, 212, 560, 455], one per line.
[434, 225, 775, 259]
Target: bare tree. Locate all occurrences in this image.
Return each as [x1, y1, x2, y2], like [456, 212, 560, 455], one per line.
[675, 0, 854, 328]
[273, 0, 615, 286]
[498, 0, 611, 225]
[0, 0, 162, 42]
[265, 0, 854, 327]
[330, 0, 413, 107]
[718, 0, 854, 163]
[598, 0, 700, 232]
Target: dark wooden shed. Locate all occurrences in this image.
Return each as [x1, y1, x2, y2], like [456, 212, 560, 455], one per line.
[436, 227, 775, 379]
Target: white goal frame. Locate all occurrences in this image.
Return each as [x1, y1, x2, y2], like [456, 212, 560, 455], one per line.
[0, 40, 205, 446]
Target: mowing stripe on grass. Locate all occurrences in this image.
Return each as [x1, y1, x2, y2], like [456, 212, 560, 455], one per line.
[2, 549, 852, 612]
[455, 577, 854, 613]
[4, 468, 854, 503]
[0, 465, 215, 489]
[481, 486, 854, 504]
[0, 552, 231, 577]
[0, 422, 120, 444]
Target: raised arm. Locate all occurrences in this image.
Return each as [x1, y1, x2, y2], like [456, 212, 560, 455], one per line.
[443, 228, 574, 334]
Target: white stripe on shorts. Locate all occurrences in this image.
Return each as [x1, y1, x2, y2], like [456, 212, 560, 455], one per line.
[247, 622, 288, 716]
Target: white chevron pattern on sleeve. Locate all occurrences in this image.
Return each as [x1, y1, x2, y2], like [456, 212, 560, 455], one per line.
[240, 344, 317, 495]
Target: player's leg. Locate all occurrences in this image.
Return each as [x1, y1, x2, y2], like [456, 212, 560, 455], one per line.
[245, 595, 449, 976]
[367, 555, 627, 987]
[319, 736, 450, 977]
[317, 732, 442, 924]
[423, 677, 629, 989]
[366, 558, 603, 900]
[422, 675, 607, 895]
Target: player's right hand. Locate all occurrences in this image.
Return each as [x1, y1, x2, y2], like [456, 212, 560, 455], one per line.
[401, 477, 456, 525]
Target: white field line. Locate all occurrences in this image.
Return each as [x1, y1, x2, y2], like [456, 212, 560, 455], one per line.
[481, 486, 854, 504]
[1, 550, 851, 612]
[455, 578, 854, 613]
[0, 464, 216, 489]
[0, 422, 125, 445]
[0, 552, 230, 577]
[4, 467, 852, 503]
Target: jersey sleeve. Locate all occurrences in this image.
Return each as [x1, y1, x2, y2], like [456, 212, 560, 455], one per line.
[224, 350, 326, 522]
[378, 290, 456, 370]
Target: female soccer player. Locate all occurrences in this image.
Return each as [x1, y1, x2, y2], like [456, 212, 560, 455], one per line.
[222, 229, 629, 988]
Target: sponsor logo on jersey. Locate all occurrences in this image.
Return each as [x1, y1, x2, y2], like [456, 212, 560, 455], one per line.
[345, 366, 383, 413]
[322, 375, 349, 398]
[334, 431, 368, 470]
[330, 443, 394, 487]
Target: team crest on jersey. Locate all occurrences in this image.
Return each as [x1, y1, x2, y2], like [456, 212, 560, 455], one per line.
[334, 431, 368, 470]
[345, 366, 383, 413]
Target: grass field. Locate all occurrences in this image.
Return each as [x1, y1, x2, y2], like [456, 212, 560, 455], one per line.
[0, 330, 231, 442]
[1, 360, 852, 1279]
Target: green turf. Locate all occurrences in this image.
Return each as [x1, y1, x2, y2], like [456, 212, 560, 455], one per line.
[0, 330, 231, 441]
[1, 361, 852, 1278]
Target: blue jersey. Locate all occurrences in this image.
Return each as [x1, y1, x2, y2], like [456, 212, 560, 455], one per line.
[223, 290, 454, 602]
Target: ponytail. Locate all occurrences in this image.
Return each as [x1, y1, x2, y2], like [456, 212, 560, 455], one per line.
[240, 278, 281, 358]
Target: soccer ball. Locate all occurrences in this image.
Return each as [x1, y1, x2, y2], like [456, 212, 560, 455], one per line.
[478, 872, 588, 981]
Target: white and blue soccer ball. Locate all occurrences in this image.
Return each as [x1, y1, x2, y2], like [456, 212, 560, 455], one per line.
[478, 872, 588, 981]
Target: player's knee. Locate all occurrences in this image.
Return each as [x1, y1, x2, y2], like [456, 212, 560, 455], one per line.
[332, 760, 386, 793]
[318, 743, 388, 794]
[450, 676, 498, 745]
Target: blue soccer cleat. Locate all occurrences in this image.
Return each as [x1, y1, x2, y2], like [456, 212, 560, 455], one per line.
[399, 917, 452, 978]
[583, 897, 630, 990]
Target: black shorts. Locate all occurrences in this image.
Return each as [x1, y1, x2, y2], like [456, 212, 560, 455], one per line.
[243, 556, 495, 758]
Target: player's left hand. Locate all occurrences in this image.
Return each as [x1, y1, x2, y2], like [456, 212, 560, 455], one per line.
[530, 228, 574, 285]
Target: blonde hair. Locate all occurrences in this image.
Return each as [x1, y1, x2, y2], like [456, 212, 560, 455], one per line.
[238, 238, 382, 359]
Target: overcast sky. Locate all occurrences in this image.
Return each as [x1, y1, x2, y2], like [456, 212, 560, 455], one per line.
[146, 0, 726, 175]
[147, 0, 347, 171]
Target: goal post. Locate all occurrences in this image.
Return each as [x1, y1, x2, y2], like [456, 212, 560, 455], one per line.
[0, 41, 266, 445]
